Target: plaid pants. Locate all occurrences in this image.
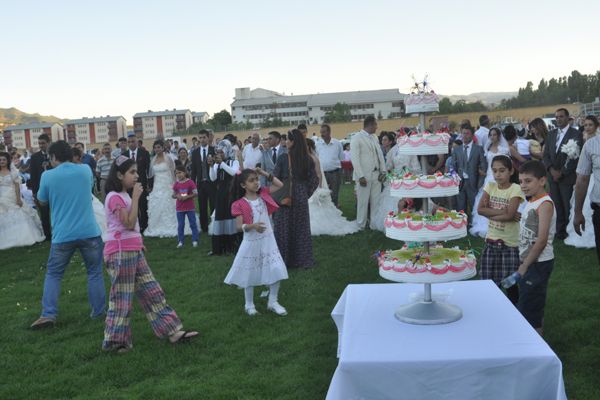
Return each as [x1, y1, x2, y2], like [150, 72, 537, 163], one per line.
[480, 241, 520, 285]
[103, 251, 182, 349]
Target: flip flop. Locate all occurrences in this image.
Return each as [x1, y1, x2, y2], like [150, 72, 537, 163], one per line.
[170, 330, 199, 344]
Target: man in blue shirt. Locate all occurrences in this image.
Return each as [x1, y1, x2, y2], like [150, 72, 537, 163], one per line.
[74, 141, 97, 173]
[30, 140, 106, 329]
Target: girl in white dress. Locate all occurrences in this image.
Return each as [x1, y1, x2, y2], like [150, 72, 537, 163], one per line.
[470, 127, 511, 237]
[145, 140, 193, 238]
[372, 141, 421, 232]
[0, 151, 45, 250]
[225, 168, 288, 316]
[565, 116, 599, 248]
[306, 139, 359, 236]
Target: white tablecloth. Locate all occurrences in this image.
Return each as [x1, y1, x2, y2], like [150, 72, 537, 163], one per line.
[327, 280, 567, 400]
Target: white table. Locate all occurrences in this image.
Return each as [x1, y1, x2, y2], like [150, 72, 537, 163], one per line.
[327, 280, 567, 400]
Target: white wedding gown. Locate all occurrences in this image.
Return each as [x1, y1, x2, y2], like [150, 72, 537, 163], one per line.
[0, 172, 45, 250]
[144, 161, 194, 237]
[372, 146, 422, 232]
[309, 162, 359, 236]
[565, 176, 595, 248]
[92, 195, 107, 238]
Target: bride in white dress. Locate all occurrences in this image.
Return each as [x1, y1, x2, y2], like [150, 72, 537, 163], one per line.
[565, 119, 598, 248]
[307, 140, 359, 236]
[372, 142, 422, 232]
[470, 127, 511, 237]
[145, 140, 194, 238]
[0, 152, 45, 250]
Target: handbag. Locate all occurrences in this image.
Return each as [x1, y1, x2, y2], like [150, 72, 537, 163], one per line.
[271, 155, 293, 207]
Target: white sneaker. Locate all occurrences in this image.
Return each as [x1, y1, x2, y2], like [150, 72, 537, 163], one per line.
[176, 242, 183, 248]
[245, 305, 259, 316]
[192, 241, 198, 247]
[267, 302, 287, 316]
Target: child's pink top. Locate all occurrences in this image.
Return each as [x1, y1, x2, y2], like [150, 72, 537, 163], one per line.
[231, 189, 279, 224]
[103, 191, 144, 258]
[172, 178, 197, 212]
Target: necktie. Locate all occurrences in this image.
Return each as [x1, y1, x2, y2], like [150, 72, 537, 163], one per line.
[556, 129, 563, 153]
[203, 148, 207, 162]
[132, 151, 136, 161]
[272, 148, 277, 164]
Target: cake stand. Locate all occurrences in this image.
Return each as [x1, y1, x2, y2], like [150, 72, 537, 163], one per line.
[382, 112, 467, 325]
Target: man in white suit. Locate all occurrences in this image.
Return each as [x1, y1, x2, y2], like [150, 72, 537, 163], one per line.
[351, 116, 387, 230]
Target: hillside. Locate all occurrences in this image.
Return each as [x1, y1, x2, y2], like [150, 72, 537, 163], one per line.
[0, 107, 64, 127]
[441, 92, 517, 105]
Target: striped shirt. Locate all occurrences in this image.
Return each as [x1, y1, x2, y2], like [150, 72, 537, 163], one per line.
[576, 134, 600, 203]
[96, 155, 113, 178]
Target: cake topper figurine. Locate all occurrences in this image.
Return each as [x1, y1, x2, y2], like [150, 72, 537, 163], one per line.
[410, 74, 435, 94]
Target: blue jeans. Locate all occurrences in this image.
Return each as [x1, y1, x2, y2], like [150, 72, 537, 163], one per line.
[177, 210, 199, 244]
[41, 236, 106, 319]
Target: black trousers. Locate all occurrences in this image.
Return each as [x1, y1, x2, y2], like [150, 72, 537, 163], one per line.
[40, 203, 51, 240]
[592, 203, 600, 264]
[548, 179, 574, 236]
[138, 191, 149, 233]
[197, 180, 216, 232]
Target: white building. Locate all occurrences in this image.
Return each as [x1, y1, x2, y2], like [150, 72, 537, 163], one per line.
[231, 87, 405, 126]
[133, 109, 193, 139]
[3, 122, 63, 149]
[192, 112, 209, 124]
[64, 116, 127, 145]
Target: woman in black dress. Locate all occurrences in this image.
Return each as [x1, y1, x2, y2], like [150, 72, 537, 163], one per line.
[273, 129, 319, 268]
[209, 139, 241, 255]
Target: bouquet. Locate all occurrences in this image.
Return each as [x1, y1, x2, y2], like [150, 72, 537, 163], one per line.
[561, 139, 580, 160]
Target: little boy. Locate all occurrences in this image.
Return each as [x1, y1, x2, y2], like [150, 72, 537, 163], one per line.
[172, 165, 199, 248]
[506, 160, 556, 335]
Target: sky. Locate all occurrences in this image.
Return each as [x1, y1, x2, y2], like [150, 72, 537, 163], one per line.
[2, 0, 599, 121]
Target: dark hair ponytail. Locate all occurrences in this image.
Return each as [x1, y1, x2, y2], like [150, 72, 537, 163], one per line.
[233, 168, 259, 202]
[105, 157, 136, 193]
[491, 155, 518, 184]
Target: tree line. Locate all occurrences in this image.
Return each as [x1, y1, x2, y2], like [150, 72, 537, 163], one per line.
[499, 70, 600, 109]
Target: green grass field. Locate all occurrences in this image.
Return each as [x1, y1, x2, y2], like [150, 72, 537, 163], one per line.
[1, 185, 599, 399]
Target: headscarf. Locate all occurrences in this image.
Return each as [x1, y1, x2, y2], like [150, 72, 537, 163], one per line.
[216, 139, 236, 160]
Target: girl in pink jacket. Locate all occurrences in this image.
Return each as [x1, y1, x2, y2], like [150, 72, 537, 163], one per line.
[225, 168, 289, 316]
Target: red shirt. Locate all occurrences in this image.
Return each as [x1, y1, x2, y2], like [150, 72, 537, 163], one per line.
[172, 179, 197, 212]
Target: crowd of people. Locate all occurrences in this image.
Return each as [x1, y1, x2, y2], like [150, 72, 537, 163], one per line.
[1, 108, 599, 346]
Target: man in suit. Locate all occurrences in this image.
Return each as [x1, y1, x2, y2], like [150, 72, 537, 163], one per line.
[351, 116, 386, 230]
[259, 130, 287, 187]
[29, 133, 52, 240]
[543, 108, 584, 240]
[123, 134, 151, 232]
[452, 123, 487, 223]
[190, 129, 216, 233]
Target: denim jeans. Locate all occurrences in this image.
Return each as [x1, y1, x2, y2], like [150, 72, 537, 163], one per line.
[41, 236, 106, 319]
[177, 210, 199, 243]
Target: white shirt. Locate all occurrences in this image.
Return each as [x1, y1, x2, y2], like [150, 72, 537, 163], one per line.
[515, 137, 531, 156]
[199, 145, 210, 161]
[316, 138, 344, 172]
[556, 126, 569, 153]
[474, 126, 489, 150]
[464, 142, 472, 160]
[269, 145, 281, 163]
[209, 159, 240, 181]
[242, 143, 262, 168]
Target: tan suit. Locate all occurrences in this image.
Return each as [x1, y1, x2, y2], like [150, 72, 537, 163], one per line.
[350, 130, 386, 229]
